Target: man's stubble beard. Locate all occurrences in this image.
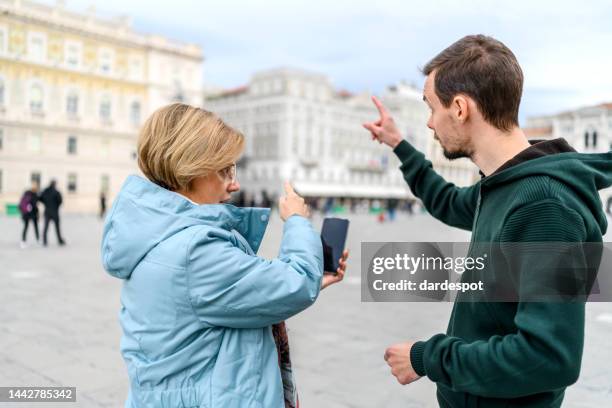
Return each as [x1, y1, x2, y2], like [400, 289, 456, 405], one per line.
[442, 148, 471, 160]
[435, 132, 472, 160]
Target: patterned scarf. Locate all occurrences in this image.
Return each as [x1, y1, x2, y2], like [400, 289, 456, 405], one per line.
[271, 321, 299, 408]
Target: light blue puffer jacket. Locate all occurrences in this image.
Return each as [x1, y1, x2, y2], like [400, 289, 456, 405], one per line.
[101, 175, 323, 407]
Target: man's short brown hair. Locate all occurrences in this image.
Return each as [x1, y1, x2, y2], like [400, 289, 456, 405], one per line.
[422, 34, 523, 131]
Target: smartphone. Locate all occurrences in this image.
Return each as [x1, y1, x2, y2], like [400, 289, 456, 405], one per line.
[321, 217, 349, 273]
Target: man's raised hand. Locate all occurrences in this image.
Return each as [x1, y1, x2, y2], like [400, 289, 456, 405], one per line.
[362, 96, 403, 148]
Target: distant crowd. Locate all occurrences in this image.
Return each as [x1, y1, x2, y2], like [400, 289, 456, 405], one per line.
[230, 189, 424, 222]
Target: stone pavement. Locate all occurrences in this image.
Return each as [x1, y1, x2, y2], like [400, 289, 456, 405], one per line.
[0, 212, 611, 407]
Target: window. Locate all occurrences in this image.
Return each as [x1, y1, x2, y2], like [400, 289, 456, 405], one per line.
[0, 78, 4, 106]
[30, 83, 44, 113]
[0, 128, 3, 150]
[273, 79, 282, 93]
[67, 173, 77, 193]
[593, 131, 598, 148]
[66, 91, 79, 116]
[101, 174, 109, 193]
[0, 25, 6, 54]
[101, 138, 110, 158]
[130, 101, 141, 126]
[99, 95, 111, 121]
[30, 171, 41, 186]
[67, 135, 77, 155]
[173, 80, 184, 102]
[28, 32, 46, 62]
[129, 56, 143, 79]
[65, 40, 82, 68]
[99, 48, 114, 74]
[28, 133, 41, 152]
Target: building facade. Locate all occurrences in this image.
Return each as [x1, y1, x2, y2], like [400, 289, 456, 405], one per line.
[205, 68, 477, 204]
[0, 0, 203, 213]
[525, 102, 612, 203]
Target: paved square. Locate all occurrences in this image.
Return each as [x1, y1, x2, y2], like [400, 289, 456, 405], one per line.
[1, 212, 611, 407]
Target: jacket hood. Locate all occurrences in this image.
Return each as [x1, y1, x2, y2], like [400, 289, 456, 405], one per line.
[101, 175, 271, 279]
[481, 144, 612, 234]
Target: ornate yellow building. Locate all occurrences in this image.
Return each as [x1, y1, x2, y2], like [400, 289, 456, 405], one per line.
[0, 0, 203, 213]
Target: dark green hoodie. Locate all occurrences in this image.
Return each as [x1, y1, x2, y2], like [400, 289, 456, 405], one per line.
[393, 138, 612, 408]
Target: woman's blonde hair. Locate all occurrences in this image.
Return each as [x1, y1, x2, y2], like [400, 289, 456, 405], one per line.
[137, 103, 244, 191]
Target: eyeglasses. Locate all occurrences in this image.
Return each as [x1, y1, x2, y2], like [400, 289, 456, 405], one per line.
[219, 163, 237, 184]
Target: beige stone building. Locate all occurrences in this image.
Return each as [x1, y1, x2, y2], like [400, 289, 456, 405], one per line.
[525, 102, 612, 204]
[205, 68, 478, 202]
[0, 0, 203, 214]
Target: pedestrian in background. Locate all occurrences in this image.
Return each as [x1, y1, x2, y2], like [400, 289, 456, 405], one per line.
[19, 181, 40, 249]
[99, 191, 107, 219]
[40, 180, 66, 246]
[387, 198, 398, 221]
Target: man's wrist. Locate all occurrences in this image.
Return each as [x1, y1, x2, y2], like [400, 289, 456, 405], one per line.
[389, 135, 403, 149]
[410, 341, 426, 377]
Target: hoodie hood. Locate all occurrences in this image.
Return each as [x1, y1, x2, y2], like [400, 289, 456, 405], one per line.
[101, 175, 271, 279]
[481, 142, 612, 234]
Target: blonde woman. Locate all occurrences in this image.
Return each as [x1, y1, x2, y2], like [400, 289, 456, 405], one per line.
[101, 103, 348, 408]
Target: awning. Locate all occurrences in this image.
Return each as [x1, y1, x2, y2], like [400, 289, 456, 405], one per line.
[292, 181, 412, 199]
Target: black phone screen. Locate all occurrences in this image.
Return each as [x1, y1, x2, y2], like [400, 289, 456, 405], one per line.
[320, 217, 349, 273]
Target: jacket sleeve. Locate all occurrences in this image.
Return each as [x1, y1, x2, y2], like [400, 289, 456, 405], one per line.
[393, 140, 479, 230]
[186, 215, 324, 329]
[410, 200, 588, 397]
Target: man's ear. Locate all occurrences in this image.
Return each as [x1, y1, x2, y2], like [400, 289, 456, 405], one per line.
[452, 95, 470, 123]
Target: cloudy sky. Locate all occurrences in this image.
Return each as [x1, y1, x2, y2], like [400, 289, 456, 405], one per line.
[42, 0, 612, 125]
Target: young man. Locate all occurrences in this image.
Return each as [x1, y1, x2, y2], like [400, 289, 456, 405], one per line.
[363, 35, 611, 407]
[40, 180, 66, 246]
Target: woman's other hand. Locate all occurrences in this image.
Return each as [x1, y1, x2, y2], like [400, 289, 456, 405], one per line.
[279, 181, 310, 221]
[321, 249, 349, 290]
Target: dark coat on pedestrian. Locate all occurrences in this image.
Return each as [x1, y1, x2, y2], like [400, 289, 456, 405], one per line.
[40, 184, 63, 218]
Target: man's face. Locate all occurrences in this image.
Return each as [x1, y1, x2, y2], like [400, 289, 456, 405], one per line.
[423, 71, 472, 160]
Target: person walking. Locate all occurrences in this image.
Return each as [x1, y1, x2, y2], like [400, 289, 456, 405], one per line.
[40, 180, 66, 246]
[19, 181, 40, 248]
[99, 191, 107, 219]
[387, 198, 399, 221]
[364, 34, 611, 408]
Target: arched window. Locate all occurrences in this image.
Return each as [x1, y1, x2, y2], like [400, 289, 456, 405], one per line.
[30, 83, 44, 112]
[130, 101, 141, 126]
[592, 131, 598, 148]
[99, 95, 112, 121]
